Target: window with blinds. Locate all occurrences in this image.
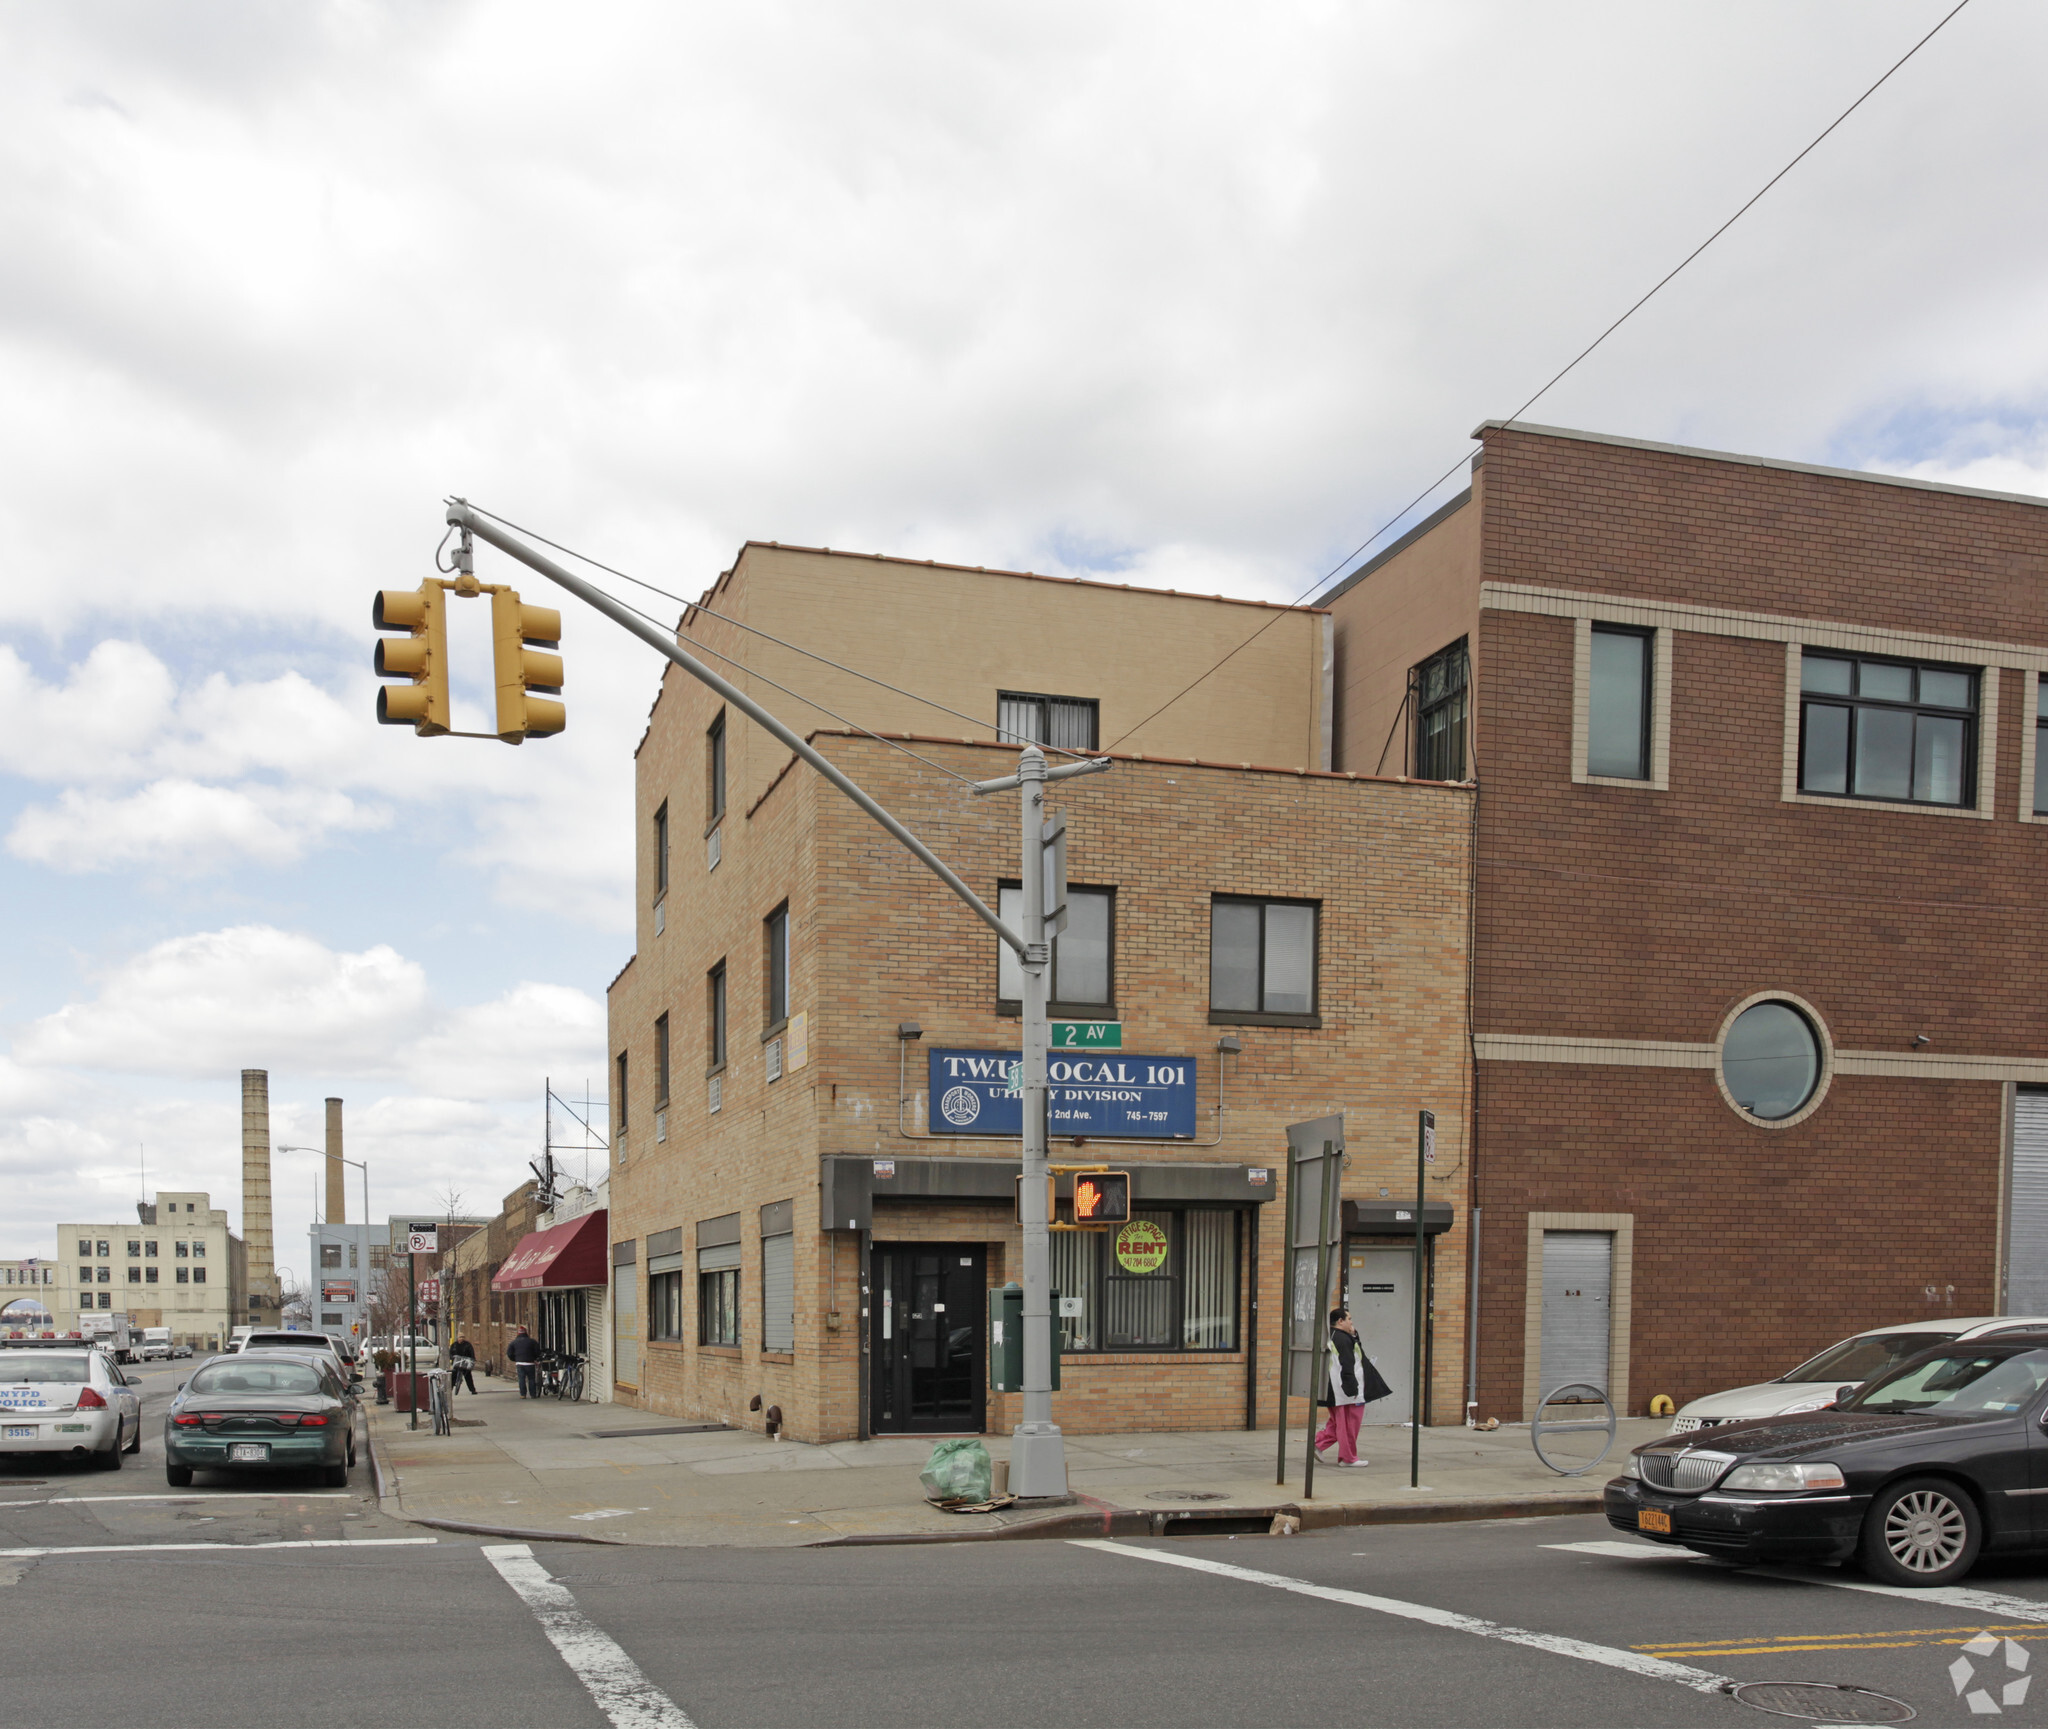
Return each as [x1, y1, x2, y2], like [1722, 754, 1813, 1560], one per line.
[997, 691, 1099, 752]
[2009, 1090, 2048, 1313]
[1050, 1208, 1239, 1352]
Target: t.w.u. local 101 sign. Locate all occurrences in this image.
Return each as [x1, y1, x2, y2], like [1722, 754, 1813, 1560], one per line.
[927, 1048, 1197, 1139]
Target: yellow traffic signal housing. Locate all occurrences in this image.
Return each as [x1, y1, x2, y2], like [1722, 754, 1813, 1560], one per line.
[372, 585, 450, 735]
[492, 589, 564, 744]
[1073, 1170, 1131, 1226]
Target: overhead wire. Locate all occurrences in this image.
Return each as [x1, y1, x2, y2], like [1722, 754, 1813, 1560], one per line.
[462, 502, 1097, 761]
[1103, 0, 1976, 753]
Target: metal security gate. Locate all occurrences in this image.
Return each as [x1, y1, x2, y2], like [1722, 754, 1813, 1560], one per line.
[2009, 1090, 2048, 1313]
[1539, 1231, 1612, 1397]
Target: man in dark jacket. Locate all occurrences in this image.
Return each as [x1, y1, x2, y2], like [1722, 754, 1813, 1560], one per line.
[449, 1336, 478, 1395]
[506, 1326, 542, 1397]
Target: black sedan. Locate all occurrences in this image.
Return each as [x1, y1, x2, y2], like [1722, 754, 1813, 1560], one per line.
[164, 1353, 356, 1487]
[1606, 1332, 2048, 1586]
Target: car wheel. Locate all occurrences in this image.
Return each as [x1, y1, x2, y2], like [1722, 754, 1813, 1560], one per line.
[166, 1463, 193, 1487]
[1860, 1476, 1981, 1587]
[322, 1462, 349, 1489]
[125, 1419, 142, 1454]
[92, 1424, 124, 1470]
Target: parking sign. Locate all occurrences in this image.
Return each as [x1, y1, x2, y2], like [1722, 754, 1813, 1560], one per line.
[407, 1223, 438, 1254]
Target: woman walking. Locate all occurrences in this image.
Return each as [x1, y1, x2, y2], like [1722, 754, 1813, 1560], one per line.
[1316, 1306, 1388, 1468]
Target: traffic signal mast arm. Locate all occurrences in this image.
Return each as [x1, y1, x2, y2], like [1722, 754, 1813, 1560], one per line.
[444, 500, 1031, 959]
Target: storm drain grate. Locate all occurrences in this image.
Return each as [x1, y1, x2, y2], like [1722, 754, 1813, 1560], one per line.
[1728, 1681, 1916, 1723]
[1146, 1491, 1232, 1503]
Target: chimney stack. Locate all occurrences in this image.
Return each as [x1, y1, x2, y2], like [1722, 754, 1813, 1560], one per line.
[324, 1097, 346, 1225]
[241, 1068, 278, 1321]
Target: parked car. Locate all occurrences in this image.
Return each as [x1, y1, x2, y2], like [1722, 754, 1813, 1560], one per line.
[1610, 1331, 2048, 1586]
[164, 1354, 356, 1487]
[1665, 1316, 2048, 1433]
[233, 1330, 351, 1376]
[171, 1343, 194, 1359]
[0, 1346, 144, 1468]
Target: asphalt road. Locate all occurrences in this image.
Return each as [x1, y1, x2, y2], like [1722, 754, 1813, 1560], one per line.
[8, 1386, 2048, 1729]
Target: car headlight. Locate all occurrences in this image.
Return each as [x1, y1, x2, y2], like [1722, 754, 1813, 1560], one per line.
[1720, 1461, 1846, 1493]
[1775, 1397, 1835, 1415]
[1621, 1455, 1641, 1479]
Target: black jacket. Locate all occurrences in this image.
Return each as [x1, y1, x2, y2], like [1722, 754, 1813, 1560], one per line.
[506, 1334, 542, 1364]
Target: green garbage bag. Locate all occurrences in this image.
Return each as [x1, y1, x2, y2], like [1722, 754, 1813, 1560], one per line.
[919, 1438, 993, 1503]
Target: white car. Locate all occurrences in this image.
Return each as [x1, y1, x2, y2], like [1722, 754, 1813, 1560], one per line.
[1668, 1315, 2048, 1433]
[234, 1330, 354, 1379]
[0, 1345, 144, 1467]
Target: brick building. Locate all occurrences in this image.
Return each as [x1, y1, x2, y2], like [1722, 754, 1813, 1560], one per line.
[605, 544, 1473, 1442]
[1321, 418, 2048, 1421]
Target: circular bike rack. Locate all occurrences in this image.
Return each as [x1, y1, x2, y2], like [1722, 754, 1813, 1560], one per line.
[1530, 1381, 1618, 1476]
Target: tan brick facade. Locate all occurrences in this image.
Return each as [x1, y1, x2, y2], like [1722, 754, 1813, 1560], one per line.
[606, 551, 1473, 1443]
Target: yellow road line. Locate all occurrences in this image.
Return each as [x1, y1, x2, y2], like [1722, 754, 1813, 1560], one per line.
[1638, 1625, 2048, 1659]
[1636, 1622, 2043, 1650]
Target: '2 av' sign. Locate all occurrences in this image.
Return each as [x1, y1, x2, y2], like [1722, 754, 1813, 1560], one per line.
[927, 1048, 1198, 1139]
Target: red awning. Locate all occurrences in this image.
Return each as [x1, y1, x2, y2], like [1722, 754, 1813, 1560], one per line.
[492, 1210, 608, 1292]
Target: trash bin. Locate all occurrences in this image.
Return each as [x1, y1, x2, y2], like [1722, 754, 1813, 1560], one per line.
[386, 1371, 433, 1412]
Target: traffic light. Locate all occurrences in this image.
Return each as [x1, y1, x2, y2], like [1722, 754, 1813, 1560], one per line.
[1072, 1171, 1131, 1226]
[492, 588, 564, 743]
[372, 584, 450, 735]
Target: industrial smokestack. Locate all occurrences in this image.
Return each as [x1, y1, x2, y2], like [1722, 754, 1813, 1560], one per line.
[324, 1097, 346, 1225]
[241, 1068, 278, 1321]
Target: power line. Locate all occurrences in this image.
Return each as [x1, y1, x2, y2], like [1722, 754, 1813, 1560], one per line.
[462, 502, 1095, 760]
[1105, 0, 1975, 752]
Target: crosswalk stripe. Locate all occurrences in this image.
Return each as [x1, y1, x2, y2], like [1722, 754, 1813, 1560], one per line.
[2, 1537, 437, 1557]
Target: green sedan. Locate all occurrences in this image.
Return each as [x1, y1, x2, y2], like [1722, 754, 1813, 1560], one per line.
[165, 1353, 355, 1487]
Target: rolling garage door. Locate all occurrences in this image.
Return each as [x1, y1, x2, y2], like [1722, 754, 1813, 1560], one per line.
[2008, 1091, 2048, 1314]
[1539, 1230, 1612, 1398]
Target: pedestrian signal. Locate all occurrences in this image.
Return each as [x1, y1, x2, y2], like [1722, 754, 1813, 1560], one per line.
[373, 585, 451, 735]
[1072, 1171, 1130, 1225]
[491, 588, 564, 744]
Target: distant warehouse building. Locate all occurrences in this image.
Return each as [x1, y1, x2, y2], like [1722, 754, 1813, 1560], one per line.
[604, 543, 1473, 1443]
[1319, 419, 2048, 1419]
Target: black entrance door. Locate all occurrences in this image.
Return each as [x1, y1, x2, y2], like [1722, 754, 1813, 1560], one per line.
[870, 1244, 985, 1434]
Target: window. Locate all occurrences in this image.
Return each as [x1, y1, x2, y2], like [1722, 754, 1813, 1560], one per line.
[127, 1268, 140, 1284]
[1799, 652, 1976, 807]
[1588, 626, 1652, 780]
[765, 902, 790, 1028]
[96, 1241, 109, 1258]
[145, 1268, 158, 1285]
[76, 1240, 91, 1258]
[997, 690, 1099, 751]
[1049, 1210, 1239, 1352]
[96, 1267, 109, 1284]
[1209, 897, 1318, 1023]
[653, 801, 669, 899]
[761, 1201, 794, 1353]
[708, 962, 727, 1070]
[1723, 1001, 1822, 1122]
[192, 1267, 206, 1284]
[707, 712, 727, 824]
[698, 1236, 740, 1348]
[97, 1292, 111, 1309]
[654, 1013, 671, 1106]
[1413, 640, 1468, 781]
[2036, 681, 2048, 816]
[145, 1241, 156, 1258]
[996, 883, 1112, 1012]
[176, 1268, 189, 1285]
[191, 1242, 205, 1258]
[320, 1245, 343, 1270]
[175, 1242, 188, 1258]
[126, 1241, 139, 1258]
[615, 1052, 629, 1132]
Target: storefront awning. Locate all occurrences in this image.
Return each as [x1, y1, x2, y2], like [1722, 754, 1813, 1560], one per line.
[492, 1210, 608, 1292]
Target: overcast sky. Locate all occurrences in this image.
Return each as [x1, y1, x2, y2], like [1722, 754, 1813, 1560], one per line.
[4, 1, 2042, 1269]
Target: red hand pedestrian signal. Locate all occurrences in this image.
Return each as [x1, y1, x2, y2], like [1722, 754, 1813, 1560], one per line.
[1072, 1172, 1130, 1225]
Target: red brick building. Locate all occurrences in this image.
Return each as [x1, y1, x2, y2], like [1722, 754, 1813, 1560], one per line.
[1322, 419, 2048, 1421]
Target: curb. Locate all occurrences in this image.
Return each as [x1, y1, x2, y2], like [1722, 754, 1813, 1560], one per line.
[810, 1493, 1604, 1547]
[362, 1414, 625, 1546]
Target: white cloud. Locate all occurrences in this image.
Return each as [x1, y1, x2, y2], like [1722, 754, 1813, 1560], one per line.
[400, 982, 606, 1103]
[16, 925, 430, 1076]
[8, 778, 388, 872]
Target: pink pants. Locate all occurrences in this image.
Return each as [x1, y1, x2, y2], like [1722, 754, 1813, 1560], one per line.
[1315, 1403, 1362, 1464]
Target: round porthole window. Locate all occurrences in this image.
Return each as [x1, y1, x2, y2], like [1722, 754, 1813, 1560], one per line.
[1721, 1001, 1822, 1121]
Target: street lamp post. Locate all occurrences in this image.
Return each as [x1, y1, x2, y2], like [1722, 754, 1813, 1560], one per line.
[277, 1146, 372, 1341]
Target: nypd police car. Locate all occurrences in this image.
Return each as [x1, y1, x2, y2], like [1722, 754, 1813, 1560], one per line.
[0, 1344, 143, 1466]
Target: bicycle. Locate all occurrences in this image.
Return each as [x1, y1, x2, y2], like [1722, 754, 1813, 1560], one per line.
[427, 1368, 452, 1436]
[542, 1351, 585, 1402]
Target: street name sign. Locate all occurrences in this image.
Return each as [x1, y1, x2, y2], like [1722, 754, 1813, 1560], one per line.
[1051, 1021, 1122, 1049]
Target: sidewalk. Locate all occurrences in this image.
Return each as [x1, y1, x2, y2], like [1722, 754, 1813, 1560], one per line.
[366, 1379, 1664, 1548]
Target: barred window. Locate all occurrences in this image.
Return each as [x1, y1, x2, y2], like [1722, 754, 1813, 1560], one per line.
[1049, 1209, 1240, 1353]
[1414, 639, 1468, 781]
[997, 691, 1098, 752]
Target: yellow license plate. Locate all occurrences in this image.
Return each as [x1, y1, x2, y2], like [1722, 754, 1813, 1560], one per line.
[1638, 1508, 1672, 1535]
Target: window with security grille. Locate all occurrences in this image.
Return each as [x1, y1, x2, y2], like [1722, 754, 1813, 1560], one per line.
[997, 691, 1099, 752]
[1413, 639, 1468, 781]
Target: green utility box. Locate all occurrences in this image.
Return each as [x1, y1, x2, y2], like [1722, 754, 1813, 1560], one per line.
[988, 1281, 1062, 1392]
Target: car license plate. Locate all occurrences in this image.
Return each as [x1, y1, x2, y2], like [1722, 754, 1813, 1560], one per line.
[229, 1442, 268, 1462]
[1638, 1508, 1672, 1535]
[3, 1426, 31, 1440]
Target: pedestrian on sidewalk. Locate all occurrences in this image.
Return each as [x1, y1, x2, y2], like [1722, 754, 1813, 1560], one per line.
[506, 1326, 542, 1398]
[1315, 1307, 1389, 1468]
[449, 1336, 478, 1395]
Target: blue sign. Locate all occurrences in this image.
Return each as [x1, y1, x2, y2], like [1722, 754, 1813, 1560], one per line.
[927, 1048, 1198, 1139]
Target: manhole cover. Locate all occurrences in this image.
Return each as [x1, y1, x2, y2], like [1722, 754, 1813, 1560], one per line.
[1145, 1491, 1231, 1503]
[1729, 1681, 1916, 1723]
